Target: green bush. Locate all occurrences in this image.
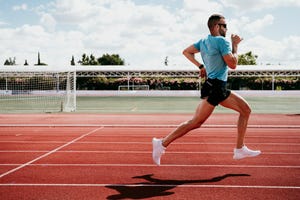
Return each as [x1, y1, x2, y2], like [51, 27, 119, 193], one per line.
[76, 77, 299, 90]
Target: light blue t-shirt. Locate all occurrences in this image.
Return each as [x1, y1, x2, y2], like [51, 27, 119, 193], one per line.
[193, 35, 231, 81]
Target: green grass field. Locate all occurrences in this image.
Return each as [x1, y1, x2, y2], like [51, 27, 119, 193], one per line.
[76, 96, 300, 114]
[1, 95, 299, 114]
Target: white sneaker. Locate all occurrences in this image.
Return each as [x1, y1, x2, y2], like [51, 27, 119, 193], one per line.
[152, 138, 166, 166]
[233, 145, 261, 160]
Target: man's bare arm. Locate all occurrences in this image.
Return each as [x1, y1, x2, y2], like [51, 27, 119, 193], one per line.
[223, 34, 243, 69]
[183, 45, 206, 78]
[182, 45, 201, 66]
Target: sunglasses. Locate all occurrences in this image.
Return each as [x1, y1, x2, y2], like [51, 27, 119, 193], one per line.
[218, 23, 227, 29]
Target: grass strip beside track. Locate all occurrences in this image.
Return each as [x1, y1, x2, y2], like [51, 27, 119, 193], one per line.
[76, 96, 300, 114]
[0, 96, 299, 114]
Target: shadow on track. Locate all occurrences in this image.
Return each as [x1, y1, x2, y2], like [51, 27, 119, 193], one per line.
[106, 173, 250, 199]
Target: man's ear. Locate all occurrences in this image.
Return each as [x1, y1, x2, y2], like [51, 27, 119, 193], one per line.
[211, 24, 219, 33]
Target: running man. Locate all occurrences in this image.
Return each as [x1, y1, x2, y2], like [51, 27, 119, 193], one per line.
[152, 14, 261, 166]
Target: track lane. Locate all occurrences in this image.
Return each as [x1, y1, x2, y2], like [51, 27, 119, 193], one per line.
[0, 114, 299, 200]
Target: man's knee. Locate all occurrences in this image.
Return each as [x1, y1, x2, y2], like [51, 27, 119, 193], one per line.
[241, 104, 251, 117]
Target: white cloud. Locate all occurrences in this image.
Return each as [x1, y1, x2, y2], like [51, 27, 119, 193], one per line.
[0, 21, 7, 26]
[2, 0, 225, 66]
[241, 35, 300, 65]
[227, 16, 250, 36]
[46, 0, 185, 66]
[181, 0, 224, 35]
[40, 13, 57, 32]
[244, 14, 274, 35]
[282, 35, 300, 62]
[12, 3, 27, 11]
[51, 0, 107, 24]
[221, 0, 300, 12]
[1, 0, 300, 66]
[0, 25, 48, 65]
[183, 0, 223, 12]
[0, 24, 85, 66]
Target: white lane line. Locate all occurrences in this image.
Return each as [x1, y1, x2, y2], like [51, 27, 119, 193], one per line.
[1, 141, 300, 145]
[0, 183, 299, 189]
[0, 163, 299, 168]
[1, 124, 299, 128]
[1, 150, 299, 155]
[0, 127, 104, 179]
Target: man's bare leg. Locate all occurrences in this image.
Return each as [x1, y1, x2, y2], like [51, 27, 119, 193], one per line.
[162, 99, 215, 147]
[152, 99, 215, 165]
[220, 91, 251, 148]
[220, 91, 261, 159]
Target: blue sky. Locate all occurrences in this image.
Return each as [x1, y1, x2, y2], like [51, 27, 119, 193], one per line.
[0, 0, 299, 67]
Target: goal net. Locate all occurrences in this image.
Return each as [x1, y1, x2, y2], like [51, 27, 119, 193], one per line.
[0, 68, 76, 113]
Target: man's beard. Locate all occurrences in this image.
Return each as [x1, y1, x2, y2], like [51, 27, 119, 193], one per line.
[220, 31, 226, 37]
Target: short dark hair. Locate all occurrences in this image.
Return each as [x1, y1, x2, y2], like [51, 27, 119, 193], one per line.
[207, 14, 225, 31]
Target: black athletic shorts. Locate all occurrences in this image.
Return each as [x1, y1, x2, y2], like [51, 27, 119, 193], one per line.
[201, 78, 231, 106]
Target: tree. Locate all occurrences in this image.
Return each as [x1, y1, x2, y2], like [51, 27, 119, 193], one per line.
[78, 53, 89, 65]
[89, 54, 99, 65]
[70, 56, 75, 65]
[35, 52, 47, 65]
[238, 51, 258, 65]
[97, 54, 124, 65]
[4, 57, 16, 65]
[229, 51, 258, 90]
[164, 56, 168, 66]
[78, 53, 125, 65]
[78, 54, 99, 65]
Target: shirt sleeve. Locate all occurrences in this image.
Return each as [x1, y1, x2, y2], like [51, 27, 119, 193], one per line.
[219, 38, 231, 56]
[193, 40, 201, 51]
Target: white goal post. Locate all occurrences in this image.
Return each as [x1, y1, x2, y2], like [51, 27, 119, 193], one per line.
[0, 67, 76, 113]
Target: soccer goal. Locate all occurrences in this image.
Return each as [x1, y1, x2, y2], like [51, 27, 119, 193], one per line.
[118, 85, 150, 91]
[0, 68, 76, 113]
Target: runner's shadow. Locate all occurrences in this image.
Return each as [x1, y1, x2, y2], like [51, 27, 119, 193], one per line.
[105, 173, 250, 199]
